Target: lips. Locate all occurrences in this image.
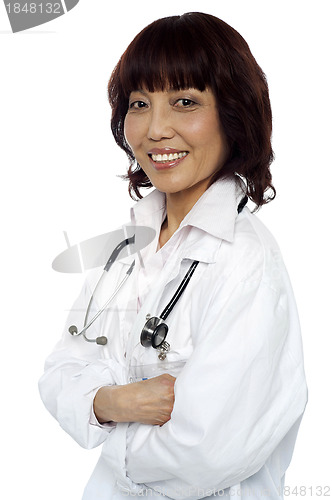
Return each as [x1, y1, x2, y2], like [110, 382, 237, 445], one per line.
[150, 152, 188, 162]
[147, 148, 189, 169]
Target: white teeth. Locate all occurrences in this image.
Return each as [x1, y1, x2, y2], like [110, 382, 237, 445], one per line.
[151, 152, 188, 163]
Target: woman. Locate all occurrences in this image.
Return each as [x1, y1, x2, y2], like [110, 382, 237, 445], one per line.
[39, 12, 307, 500]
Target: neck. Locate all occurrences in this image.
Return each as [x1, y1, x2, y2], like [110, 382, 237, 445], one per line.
[159, 179, 212, 247]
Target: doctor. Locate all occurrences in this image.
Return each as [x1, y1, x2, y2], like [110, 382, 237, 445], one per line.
[39, 12, 307, 500]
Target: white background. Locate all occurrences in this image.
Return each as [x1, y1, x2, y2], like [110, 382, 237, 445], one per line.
[0, 0, 331, 498]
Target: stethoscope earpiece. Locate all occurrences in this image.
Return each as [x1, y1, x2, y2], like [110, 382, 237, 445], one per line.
[69, 325, 78, 336]
[96, 336, 108, 346]
[69, 323, 107, 345]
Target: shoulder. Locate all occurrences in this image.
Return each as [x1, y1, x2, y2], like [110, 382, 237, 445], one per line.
[208, 207, 288, 295]
[191, 209, 298, 341]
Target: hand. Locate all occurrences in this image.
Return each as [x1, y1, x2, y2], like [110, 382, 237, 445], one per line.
[93, 374, 176, 426]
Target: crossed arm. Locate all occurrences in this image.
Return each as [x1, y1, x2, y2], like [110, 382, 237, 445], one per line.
[93, 373, 176, 426]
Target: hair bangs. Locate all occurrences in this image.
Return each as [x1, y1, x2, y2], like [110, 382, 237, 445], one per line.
[119, 16, 211, 96]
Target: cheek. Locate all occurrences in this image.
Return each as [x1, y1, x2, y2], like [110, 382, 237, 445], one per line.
[183, 114, 221, 148]
[199, 114, 228, 154]
[123, 116, 132, 146]
[124, 115, 138, 150]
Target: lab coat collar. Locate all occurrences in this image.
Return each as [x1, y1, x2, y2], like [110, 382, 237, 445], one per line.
[118, 175, 247, 269]
[130, 175, 246, 244]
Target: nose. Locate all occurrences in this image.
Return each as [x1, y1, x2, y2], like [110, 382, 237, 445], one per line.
[147, 105, 175, 142]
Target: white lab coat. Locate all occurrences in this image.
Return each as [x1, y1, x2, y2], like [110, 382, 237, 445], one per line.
[39, 176, 307, 500]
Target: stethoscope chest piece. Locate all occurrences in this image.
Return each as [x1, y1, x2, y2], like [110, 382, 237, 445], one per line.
[140, 315, 171, 360]
[140, 316, 168, 348]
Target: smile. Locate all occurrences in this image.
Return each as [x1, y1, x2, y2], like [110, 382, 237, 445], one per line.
[149, 152, 189, 163]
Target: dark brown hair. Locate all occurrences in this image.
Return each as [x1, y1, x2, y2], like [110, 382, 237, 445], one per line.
[108, 12, 275, 208]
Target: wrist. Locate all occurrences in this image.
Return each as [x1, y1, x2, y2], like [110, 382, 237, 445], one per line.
[93, 385, 120, 424]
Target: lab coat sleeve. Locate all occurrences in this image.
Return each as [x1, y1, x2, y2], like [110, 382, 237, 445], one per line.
[124, 260, 307, 498]
[38, 275, 125, 450]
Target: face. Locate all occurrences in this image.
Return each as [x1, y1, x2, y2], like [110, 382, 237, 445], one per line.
[124, 87, 229, 200]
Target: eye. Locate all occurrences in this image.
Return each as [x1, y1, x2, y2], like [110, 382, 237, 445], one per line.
[128, 100, 148, 110]
[174, 98, 196, 108]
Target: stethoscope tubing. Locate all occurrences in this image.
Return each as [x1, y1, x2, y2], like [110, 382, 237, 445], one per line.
[160, 260, 199, 321]
[71, 261, 135, 339]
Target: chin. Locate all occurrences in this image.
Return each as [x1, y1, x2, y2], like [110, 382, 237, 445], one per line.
[150, 180, 188, 195]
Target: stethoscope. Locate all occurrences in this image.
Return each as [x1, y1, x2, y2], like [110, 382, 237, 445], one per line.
[68, 235, 136, 345]
[68, 196, 247, 358]
[68, 233, 199, 358]
[140, 259, 198, 359]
